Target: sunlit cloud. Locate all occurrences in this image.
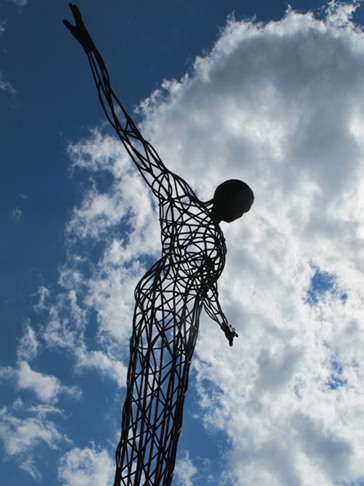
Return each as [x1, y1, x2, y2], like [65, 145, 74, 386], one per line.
[16, 360, 82, 403]
[58, 445, 114, 486]
[0, 405, 69, 481]
[174, 451, 198, 486]
[16, 323, 39, 361]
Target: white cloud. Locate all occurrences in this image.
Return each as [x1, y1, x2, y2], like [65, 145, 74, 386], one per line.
[8, 0, 28, 5]
[58, 445, 114, 486]
[33, 285, 51, 312]
[1, 323, 81, 405]
[174, 451, 198, 486]
[0, 405, 67, 480]
[0, 408, 64, 457]
[0, 328, 79, 481]
[66, 129, 159, 252]
[0, 19, 6, 35]
[16, 322, 39, 361]
[0, 365, 16, 381]
[74, 346, 127, 387]
[0, 19, 16, 94]
[11, 207, 22, 220]
[169, 3, 364, 484]
[41, 285, 128, 385]
[30, 1, 364, 484]
[16, 360, 81, 403]
[40, 131, 160, 383]
[0, 71, 15, 94]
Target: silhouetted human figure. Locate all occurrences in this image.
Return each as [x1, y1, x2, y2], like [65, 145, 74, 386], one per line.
[64, 5, 254, 485]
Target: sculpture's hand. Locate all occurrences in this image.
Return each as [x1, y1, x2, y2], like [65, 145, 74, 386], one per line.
[63, 3, 95, 54]
[221, 322, 238, 347]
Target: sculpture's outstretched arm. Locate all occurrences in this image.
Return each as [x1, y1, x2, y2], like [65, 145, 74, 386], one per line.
[203, 286, 238, 346]
[64, 4, 195, 201]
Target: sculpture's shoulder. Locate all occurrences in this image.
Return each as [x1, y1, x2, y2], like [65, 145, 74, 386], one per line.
[160, 195, 224, 245]
[161, 195, 226, 275]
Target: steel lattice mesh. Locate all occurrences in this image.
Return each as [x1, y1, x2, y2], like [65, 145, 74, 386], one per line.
[63, 6, 241, 484]
[87, 48, 234, 485]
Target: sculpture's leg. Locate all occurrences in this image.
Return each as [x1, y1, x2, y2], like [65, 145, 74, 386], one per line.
[114, 266, 200, 485]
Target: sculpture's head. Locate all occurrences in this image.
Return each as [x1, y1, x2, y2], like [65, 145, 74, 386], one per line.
[211, 179, 254, 224]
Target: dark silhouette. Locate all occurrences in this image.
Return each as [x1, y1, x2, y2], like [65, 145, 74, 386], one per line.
[64, 4, 254, 485]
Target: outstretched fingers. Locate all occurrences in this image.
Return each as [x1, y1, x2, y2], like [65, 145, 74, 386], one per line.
[69, 3, 83, 23]
[63, 3, 95, 54]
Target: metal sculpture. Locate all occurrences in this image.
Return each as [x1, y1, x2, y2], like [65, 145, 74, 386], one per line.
[64, 5, 254, 485]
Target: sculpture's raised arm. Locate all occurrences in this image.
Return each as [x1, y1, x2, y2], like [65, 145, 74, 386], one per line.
[64, 4, 195, 202]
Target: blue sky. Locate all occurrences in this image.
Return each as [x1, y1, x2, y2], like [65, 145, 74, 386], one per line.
[2, 1, 364, 484]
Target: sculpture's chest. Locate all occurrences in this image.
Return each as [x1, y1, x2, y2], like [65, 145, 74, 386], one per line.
[160, 199, 226, 286]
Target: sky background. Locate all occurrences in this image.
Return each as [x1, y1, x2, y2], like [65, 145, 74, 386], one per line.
[1, 0, 364, 485]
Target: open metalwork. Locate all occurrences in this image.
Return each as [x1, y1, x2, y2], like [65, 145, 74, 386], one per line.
[64, 5, 254, 484]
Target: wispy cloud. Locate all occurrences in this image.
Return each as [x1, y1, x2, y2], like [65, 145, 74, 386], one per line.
[8, 0, 29, 6]
[16, 322, 39, 361]
[174, 451, 198, 486]
[0, 323, 81, 480]
[0, 405, 69, 481]
[16, 361, 81, 403]
[0, 71, 16, 94]
[58, 445, 114, 486]
[0, 19, 6, 35]
[0, 18, 16, 94]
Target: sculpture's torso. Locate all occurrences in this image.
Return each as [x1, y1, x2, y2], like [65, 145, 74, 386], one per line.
[159, 194, 226, 297]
